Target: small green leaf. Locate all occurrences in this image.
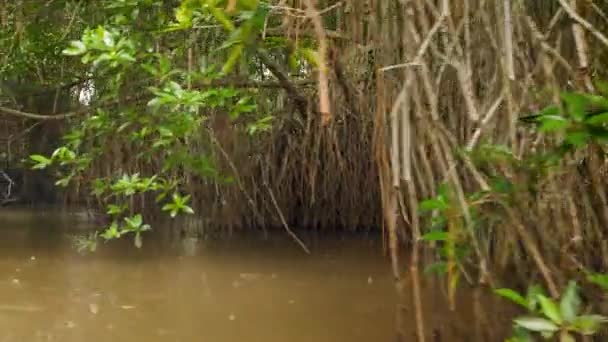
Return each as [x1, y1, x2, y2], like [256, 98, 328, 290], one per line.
[561, 92, 590, 122]
[540, 105, 561, 116]
[156, 192, 168, 203]
[537, 295, 562, 324]
[586, 94, 608, 110]
[222, 44, 244, 74]
[494, 288, 528, 309]
[560, 281, 580, 322]
[539, 115, 569, 132]
[419, 198, 447, 212]
[423, 262, 447, 275]
[421, 230, 448, 242]
[570, 315, 608, 335]
[55, 176, 72, 187]
[596, 80, 608, 97]
[107, 204, 125, 216]
[585, 112, 608, 126]
[29, 154, 52, 169]
[124, 214, 143, 229]
[101, 222, 121, 240]
[514, 317, 559, 332]
[63, 41, 87, 56]
[299, 48, 319, 68]
[565, 130, 591, 147]
[587, 272, 608, 291]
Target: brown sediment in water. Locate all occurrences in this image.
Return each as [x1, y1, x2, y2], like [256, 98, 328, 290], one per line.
[0, 209, 515, 342]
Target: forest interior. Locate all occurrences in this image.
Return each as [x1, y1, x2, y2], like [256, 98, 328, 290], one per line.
[2, 0, 608, 341]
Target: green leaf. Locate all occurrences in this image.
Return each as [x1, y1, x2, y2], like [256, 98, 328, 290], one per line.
[55, 176, 72, 187]
[514, 317, 559, 332]
[419, 198, 447, 212]
[175, 5, 193, 28]
[494, 288, 528, 309]
[587, 272, 608, 291]
[63, 41, 87, 56]
[124, 214, 143, 229]
[537, 295, 562, 324]
[561, 92, 590, 122]
[570, 315, 608, 335]
[101, 222, 121, 240]
[421, 230, 448, 242]
[156, 192, 168, 203]
[423, 262, 447, 275]
[539, 115, 569, 132]
[208, 4, 235, 31]
[540, 105, 561, 116]
[222, 44, 244, 74]
[29, 154, 52, 169]
[299, 48, 319, 68]
[586, 94, 608, 110]
[107, 204, 125, 216]
[560, 281, 580, 322]
[585, 112, 608, 126]
[489, 177, 513, 194]
[565, 130, 591, 148]
[596, 80, 608, 98]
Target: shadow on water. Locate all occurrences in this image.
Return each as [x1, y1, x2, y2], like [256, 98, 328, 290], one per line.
[0, 209, 515, 341]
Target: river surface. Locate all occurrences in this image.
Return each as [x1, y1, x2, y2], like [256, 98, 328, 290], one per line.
[0, 209, 513, 341]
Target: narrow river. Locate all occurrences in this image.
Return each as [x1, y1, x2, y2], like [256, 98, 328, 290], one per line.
[0, 209, 512, 341]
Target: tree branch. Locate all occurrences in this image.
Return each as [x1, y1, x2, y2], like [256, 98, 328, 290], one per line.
[0, 77, 315, 121]
[557, 0, 608, 49]
[0, 105, 82, 120]
[255, 48, 310, 116]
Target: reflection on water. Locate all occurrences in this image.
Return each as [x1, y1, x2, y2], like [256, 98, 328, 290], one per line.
[0, 209, 513, 341]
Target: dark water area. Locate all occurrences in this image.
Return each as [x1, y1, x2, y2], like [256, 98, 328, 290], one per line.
[0, 209, 514, 341]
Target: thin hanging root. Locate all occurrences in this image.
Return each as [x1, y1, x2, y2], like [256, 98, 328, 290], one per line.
[406, 180, 426, 342]
[304, 0, 332, 126]
[504, 205, 559, 297]
[264, 178, 310, 255]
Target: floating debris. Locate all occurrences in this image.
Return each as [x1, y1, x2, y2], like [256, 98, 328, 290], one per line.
[239, 273, 261, 281]
[228, 313, 236, 321]
[64, 321, 76, 329]
[367, 276, 373, 285]
[120, 305, 135, 310]
[88, 303, 99, 314]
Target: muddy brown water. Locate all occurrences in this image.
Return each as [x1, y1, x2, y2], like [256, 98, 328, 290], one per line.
[0, 209, 514, 341]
